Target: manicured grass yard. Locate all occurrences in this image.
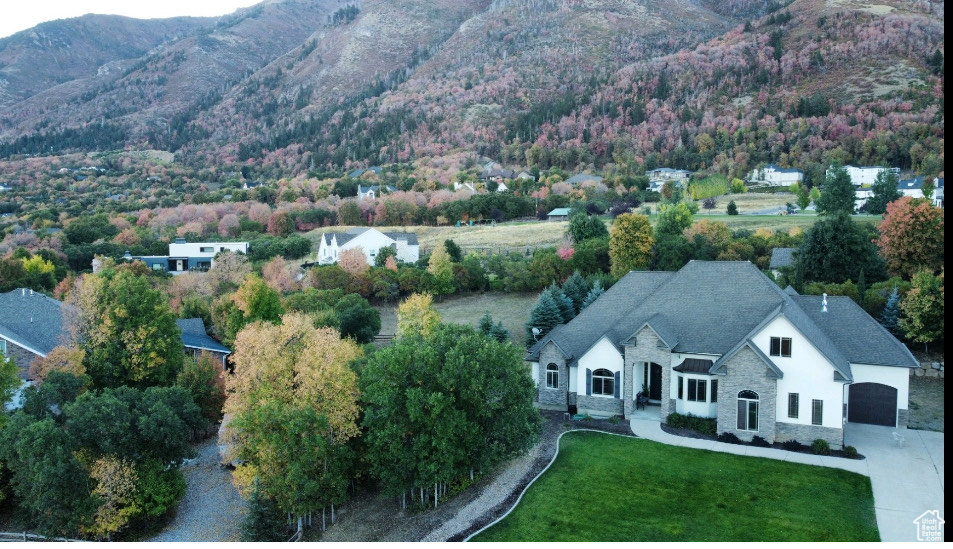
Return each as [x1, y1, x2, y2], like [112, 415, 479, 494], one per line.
[473, 431, 879, 542]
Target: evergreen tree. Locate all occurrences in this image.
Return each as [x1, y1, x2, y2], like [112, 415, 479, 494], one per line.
[561, 271, 590, 314]
[443, 239, 463, 263]
[478, 311, 494, 336]
[490, 322, 510, 343]
[865, 170, 901, 215]
[726, 200, 738, 215]
[525, 291, 563, 345]
[880, 286, 900, 336]
[581, 279, 605, 309]
[548, 285, 574, 323]
[856, 269, 867, 309]
[816, 164, 856, 215]
[241, 485, 290, 542]
[797, 212, 886, 284]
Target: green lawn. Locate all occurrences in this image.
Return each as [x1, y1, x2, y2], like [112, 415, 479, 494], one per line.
[472, 431, 879, 542]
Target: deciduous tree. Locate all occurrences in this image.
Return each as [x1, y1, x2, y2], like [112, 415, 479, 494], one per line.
[875, 197, 944, 279]
[899, 270, 944, 351]
[396, 293, 442, 338]
[609, 213, 654, 276]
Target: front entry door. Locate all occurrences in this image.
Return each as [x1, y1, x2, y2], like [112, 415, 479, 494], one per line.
[649, 363, 662, 401]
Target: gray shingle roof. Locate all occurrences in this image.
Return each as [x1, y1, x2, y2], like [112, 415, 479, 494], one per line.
[527, 261, 913, 376]
[791, 295, 917, 368]
[565, 174, 603, 185]
[176, 319, 231, 355]
[383, 232, 419, 245]
[0, 289, 71, 356]
[769, 248, 797, 269]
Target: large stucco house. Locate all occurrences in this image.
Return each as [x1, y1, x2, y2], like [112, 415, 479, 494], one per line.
[128, 239, 249, 275]
[747, 164, 804, 186]
[526, 261, 917, 449]
[317, 227, 419, 266]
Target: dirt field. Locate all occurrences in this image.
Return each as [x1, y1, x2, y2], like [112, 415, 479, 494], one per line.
[376, 292, 539, 344]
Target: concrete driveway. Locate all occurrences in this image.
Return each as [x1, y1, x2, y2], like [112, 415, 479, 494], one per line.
[844, 423, 945, 542]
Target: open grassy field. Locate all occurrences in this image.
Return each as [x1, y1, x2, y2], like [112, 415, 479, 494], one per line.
[472, 431, 879, 542]
[303, 192, 880, 258]
[375, 292, 539, 343]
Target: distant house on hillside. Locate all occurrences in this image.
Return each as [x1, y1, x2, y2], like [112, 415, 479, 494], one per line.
[516, 171, 535, 181]
[128, 239, 249, 275]
[453, 182, 476, 193]
[242, 181, 264, 190]
[349, 166, 383, 178]
[898, 176, 944, 207]
[479, 168, 516, 181]
[357, 184, 396, 201]
[565, 173, 603, 186]
[747, 164, 804, 186]
[831, 165, 900, 187]
[646, 168, 691, 182]
[318, 228, 419, 265]
[547, 208, 571, 221]
[0, 184, 12, 192]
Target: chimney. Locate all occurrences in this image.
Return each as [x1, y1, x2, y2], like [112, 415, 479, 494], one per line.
[21, 288, 24, 296]
[821, 293, 828, 313]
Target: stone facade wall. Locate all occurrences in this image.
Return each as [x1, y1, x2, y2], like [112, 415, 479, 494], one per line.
[715, 346, 778, 443]
[576, 394, 624, 416]
[775, 422, 844, 450]
[623, 328, 671, 419]
[535, 343, 568, 411]
[1, 338, 41, 380]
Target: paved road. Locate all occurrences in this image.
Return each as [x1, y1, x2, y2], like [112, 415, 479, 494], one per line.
[148, 438, 246, 542]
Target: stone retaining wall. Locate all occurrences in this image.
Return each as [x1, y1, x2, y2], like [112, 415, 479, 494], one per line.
[911, 362, 944, 378]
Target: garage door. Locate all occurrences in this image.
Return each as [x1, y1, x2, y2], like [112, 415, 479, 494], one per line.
[848, 383, 897, 426]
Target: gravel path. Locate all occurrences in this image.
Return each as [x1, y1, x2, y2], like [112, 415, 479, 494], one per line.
[148, 437, 246, 542]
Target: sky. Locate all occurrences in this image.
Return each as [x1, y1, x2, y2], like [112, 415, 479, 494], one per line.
[0, 0, 264, 39]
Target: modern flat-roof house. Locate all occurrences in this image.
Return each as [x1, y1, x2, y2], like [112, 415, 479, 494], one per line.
[317, 227, 419, 266]
[747, 164, 804, 186]
[526, 261, 917, 449]
[130, 239, 248, 274]
[0, 289, 231, 379]
[831, 165, 900, 187]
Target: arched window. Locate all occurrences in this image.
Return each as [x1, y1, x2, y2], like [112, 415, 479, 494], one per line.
[546, 363, 559, 389]
[737, 390, 759, 431]
[592, 369, 614, 396]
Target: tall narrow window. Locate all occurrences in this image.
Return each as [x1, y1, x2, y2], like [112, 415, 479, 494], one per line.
[812, 399, 823, 426]
[546, 363, 559, 389]
[677, 376, 683, 399]
[592, 369, 614, 396]
[788, 393, 799, 419]
[711, 380, 718, 403]
[737, 390, 759, 431]
[687, 379, 707, 402]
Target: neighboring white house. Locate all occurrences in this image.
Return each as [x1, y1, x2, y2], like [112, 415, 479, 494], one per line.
[831, 165, 900, 186]
[647, 168, 691, 182]
[357, 185, 397, 201]
[317, 228, 419, 265]
[898, 176, 944, 207]
[453, 182, 476, 193]
[0, 184, 12, 192]
[526, 261, 917, 449]
[854, 186, 875, 211]
[747, 164, 804, 186]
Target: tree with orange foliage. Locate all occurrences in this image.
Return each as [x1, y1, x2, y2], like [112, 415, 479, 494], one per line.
[337, 247, 369, 275]
[876, 196, 944, 279]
